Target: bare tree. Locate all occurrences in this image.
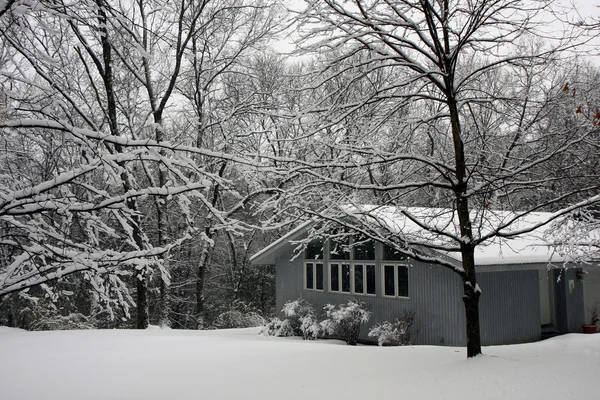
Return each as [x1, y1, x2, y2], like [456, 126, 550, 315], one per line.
[267, 0, 598, 357]
[0, 0, 280, 328]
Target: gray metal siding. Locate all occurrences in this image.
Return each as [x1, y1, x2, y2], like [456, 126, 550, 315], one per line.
[478, 270, 541, 345]
[275, 243, 304, 318]
[584, 267, 600, 324]
[553, 268, 585, 332]
[275, 242, 544, 346]
[297, 261, 466, 346]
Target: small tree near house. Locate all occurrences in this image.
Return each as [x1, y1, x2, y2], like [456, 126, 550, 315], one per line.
[281, 299, 319, 340]
[320, 300, 370, 345]
[368, 311, 417, 346]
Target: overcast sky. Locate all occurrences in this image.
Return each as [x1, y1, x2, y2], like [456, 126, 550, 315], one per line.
[569, 0, 599, 20]
[272, 1, 600, 63]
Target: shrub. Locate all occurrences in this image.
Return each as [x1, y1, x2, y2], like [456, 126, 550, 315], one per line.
[368, 310, 417, 346]
[212, 310, 266, 329]
[320, 300, 370, 345]
[260, 317, 295, 337]
[26, 308, 95, 331]
[281, 299, 317, 338]
[299, 312, 320, 340]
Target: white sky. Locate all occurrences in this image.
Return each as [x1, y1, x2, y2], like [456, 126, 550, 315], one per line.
[272, 0, 600, 63]
[569, 0, 600, 20]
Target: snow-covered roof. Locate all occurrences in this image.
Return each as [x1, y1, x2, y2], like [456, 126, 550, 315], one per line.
[250, 206, 599, 267]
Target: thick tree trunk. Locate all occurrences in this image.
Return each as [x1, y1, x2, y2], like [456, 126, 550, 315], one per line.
[195, 233, 212, 329]
[95, 0, 150, 329]
[136, 274, 149, 329]
[460, 245, 482, 358]
[158, 271, 170, 328]
[141, 0, 171, 328]
[154, 140, 170, 328]
[448, 92, 483, 357]
[463, 283, 482, 357]
[195, 267, 205, 329]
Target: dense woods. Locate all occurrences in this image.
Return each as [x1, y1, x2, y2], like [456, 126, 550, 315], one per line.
[0, 0, 598, 357]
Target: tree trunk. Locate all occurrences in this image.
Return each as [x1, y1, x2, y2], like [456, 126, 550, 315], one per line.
[136, 274, 149, 329]
[195, 232, 212, 329]
[460, 245, 482, 358]
[158, 271, 170, 328]
[95, 0, 150, 329]
[448, 91, 483, 357]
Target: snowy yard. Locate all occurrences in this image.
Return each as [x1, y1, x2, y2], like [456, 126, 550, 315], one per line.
[1, 327, 599, 400]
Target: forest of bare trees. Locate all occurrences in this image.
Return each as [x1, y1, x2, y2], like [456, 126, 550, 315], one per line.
[0, 0, 599, 358]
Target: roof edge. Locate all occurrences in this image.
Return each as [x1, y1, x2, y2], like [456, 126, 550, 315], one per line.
[249, 219, 315, 265]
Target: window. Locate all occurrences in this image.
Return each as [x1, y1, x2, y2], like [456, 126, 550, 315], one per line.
[383, 264, 409, 298]
[353, 238, 375, 260]
[330, 263, 376, 296]
[329, 235, 376, 296]
[305, 262, 323, 291]
[353, 264, 376, 295]
[329, 263, 351, 293]
[329, 236, 350, 260]
[383, 244, 408, 261]
[305, 238, 324, 260]
[341, 264, 351, 292]
[330, 264, 339, 291]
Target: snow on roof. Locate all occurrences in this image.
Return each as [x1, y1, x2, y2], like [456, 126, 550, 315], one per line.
[251, 206, 599, 267]
[343, 206, 564, 266]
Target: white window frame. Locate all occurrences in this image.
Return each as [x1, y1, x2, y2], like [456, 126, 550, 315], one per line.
[352, 263, 377, 296]
[304, 261, 324, 291]
[329, 262, 376, 296]
[382, 263, 410, 299]
[328, 262, 352, 293]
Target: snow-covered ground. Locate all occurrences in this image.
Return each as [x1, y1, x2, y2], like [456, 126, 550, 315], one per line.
[1, 326, 599, 400]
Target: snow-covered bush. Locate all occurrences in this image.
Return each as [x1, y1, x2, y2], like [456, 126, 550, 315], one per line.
[368, 310, 417, 346]
[320, 300, 370, 345]
[27, 308, 95, 331]
[299, 313, 320, 340]
[260, 317, 295, 337]
[212, 310, 266, 329]
[281, 298, 318, 339]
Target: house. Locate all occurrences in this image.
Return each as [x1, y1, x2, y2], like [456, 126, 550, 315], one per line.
[250, 207, 600, 346]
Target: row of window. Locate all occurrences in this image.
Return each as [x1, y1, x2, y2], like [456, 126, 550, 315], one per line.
[305, 262, 409, 298]
[306, 237, 408, 262]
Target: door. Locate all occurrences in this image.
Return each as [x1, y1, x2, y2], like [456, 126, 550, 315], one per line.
[539, 269, 555, 326]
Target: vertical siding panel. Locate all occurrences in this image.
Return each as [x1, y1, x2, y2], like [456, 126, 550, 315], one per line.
[478, 270, 541, 345]
[276, 240, 541, 347]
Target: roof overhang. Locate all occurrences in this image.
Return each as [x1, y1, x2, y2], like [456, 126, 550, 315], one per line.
[249, 220, 315, 265]
[249, 206, 599, 268]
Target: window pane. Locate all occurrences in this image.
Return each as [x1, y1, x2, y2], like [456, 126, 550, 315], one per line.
[353, 239, 375, 260]
[398, 265, 409, 297]
[306, 239, 324, 260]
[354, 264, 364, 294]
[383, 244, 407, 261]
[330, 237, 350, 260]
[342, 264, 351, 292]
[316, 263, 324, 290]
[384, 265, 395, 296]
[366, 265, 376, 295]
[330, 264, 339, 292]
[306, 263, 314, 289]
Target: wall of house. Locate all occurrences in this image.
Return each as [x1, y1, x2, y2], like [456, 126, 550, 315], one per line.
[274, 243, 304, 316]
[583, 267, 600, 324]
[275, 242, 542, 346]
[478, 270, 541, 345]
[553, 268, 585, 332]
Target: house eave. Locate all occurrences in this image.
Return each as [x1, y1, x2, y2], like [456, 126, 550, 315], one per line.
[249, 219, 316, 265]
